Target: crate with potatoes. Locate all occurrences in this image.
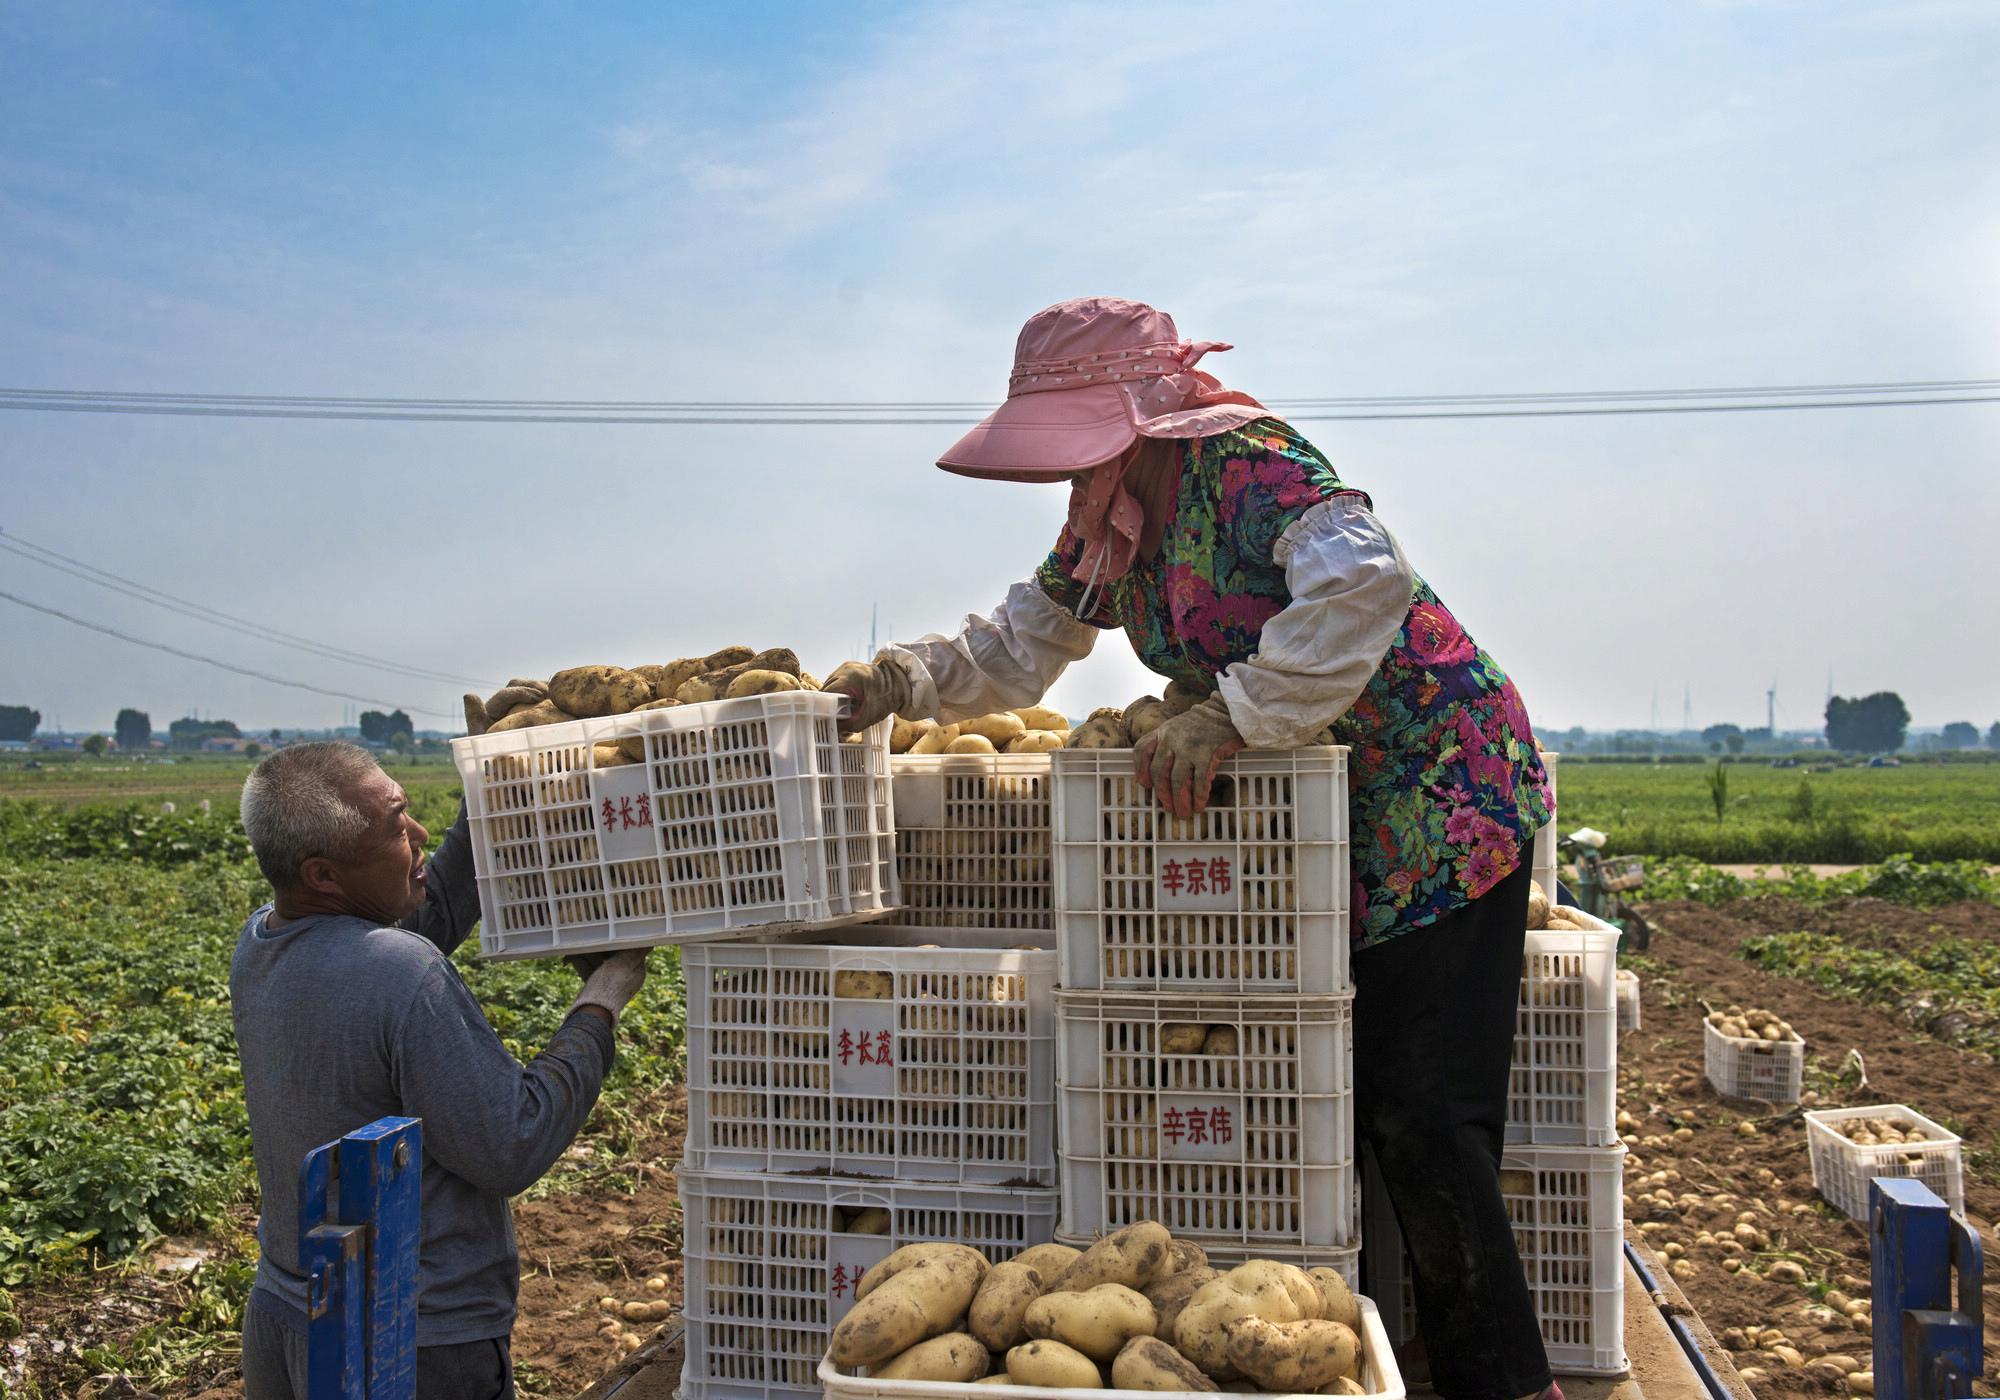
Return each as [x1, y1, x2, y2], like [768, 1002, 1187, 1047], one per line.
[816, 1220, 1404, 1400]
[680, 927, 1058, 1185]
[448, 645, 897, 959]
[1702, 1005, 1805, 1105]
[886, 706, 1066, 937]
[1508, 911, 1620, 1146]
[677, 1169, 1061, 1400]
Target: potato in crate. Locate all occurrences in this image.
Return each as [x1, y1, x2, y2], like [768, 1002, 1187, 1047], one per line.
[1508, 917, 1619, 1145]
[450, 691, 896, 958]
[1056, 990, 1357, 1249]
[1053, 748, 1350, 995]
[885, 752, 1054, 936]
[679, 1168, 1059, 1400]
[1702, 1006, 1804, 1105]
[683, 928, 1057, 1185]
[1805, 1105, 1964, 1219]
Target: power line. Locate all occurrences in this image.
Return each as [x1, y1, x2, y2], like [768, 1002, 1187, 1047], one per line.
[0, 531, 502, 689]
[0, 586, 457, 719]
[0, 378, 1995, 424]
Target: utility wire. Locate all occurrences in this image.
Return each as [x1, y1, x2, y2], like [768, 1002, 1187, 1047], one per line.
[0, 378, 1996, 423]
[0, 587, 456, 718]
[0, 530, 501, 689]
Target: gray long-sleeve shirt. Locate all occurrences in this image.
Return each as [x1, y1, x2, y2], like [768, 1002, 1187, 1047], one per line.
[229, 805, 615, 1345]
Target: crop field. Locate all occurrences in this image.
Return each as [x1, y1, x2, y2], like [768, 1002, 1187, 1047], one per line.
[1, 782, 1997, 1398]
[1554, 758, 2000, 863]
[0, 753, 463, 811]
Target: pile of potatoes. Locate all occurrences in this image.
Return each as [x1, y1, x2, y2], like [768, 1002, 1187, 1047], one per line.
[894, 706, 1072, 757]
[1524, 881, 1599, 932]
[826, 1221, 1372, 1395]
[1064, 683, 1338, 751]
[1706, 1006, 1800, 1044]
[1830, 1114, 1933, 1146]
[464, 645, 830, 762]
[594, 1274, 673, 1354]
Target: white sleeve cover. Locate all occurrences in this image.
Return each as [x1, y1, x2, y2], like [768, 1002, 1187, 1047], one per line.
[1215, 498, 1417, 749]
[882, 579, 1100, 724]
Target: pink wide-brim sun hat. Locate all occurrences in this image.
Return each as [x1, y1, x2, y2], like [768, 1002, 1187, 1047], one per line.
[936, 296, 1276, 480]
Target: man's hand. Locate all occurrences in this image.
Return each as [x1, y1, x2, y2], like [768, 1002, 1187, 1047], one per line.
[821, 659, 914, 733]
[1135, 694, 1246, 819]
[568, 949, 649, 1027]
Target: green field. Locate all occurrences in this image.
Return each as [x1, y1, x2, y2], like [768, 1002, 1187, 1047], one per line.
[0, 752, 462, 811]
[1553, 758, 2000, 863]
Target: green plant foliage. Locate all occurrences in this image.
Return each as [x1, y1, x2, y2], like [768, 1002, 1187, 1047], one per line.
[1742, 931, 2000, 1058]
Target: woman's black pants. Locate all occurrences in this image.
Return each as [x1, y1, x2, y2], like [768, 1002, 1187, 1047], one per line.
[1353, 856, 1552, 1400]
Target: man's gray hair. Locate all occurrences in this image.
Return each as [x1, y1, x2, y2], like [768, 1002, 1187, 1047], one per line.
[241, 741, 382, 890]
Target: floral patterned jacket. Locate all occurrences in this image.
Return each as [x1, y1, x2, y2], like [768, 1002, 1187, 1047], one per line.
[1035, 419, 1552, 946]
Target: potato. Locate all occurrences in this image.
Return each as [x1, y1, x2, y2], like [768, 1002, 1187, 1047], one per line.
[653, 658, 711, 699]
[1175, 1264, 1312, 1379]
[485, 699, 577, 733]
[1527, 880, 1550, 930]
[1025, 1283, 1156, 1363]
[1162, 679, 1208, 717]
[1321, 1378, 1367, 1395]
[1123, 697, 1171, 742]
[1014, 1243, 1082, 1282]
[1112, 1336, 1217, 1392]
[970, 1261, 1046, 1352]
[727, 669, 802, 698]
[1006, 1339, 1103, 1389]
[845, 1208, 892, 1235]
[1048, 1222, 1174, 1294]
[890, 717, 928, 754]
[703, 644, 757, 671]
[1307, 1268, 1360, 1330]
[835, 969, 895, 999]
[1066, 714, 1132, 749]
[677, 648, 805, 702]
[1168, 1241, 1210, 1275]
[1160, 1023, 1208, 1055]
[831, 1254, 985, 1367]
[1201, 1026, 1238, 1057]
[592, 742, 638, 768]
[550, 665, 653, 718]
[484, 681, 550, 722]
[462, 694, 491, 736]
[1012, 705, 1072, 733]
[1009, 730, 1066, 753]
[856, 1244, 991, 1301]
[962, 711, 1029, 745]
[875, 1332, 991, 1382]
[628, 664, 667, 687]
[1143, 1267, 1218, 1341]
[909, 723, 961, 756]
[799, 670, 822, 690]
[974, 1377, 1014, 1387]
[946, 733, 1000, 756]
[1225, 1316, 1360, 1393]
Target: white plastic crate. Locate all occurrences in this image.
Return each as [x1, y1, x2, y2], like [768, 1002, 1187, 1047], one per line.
[1052, 748, 1350, 994]
[679, 1168, 1059, 1400]
[1055, 989, 1356, 1248]
[1531, 751, 1560, 897]
[450, 691, 897, 959]
[819, 1296, 1404, 1400]
[682, 928, 1057, 1185]
[884, 753, 1054, 936]
[1805, 1105, 1965, 1219]
[1055, 1231, 1362, 1291]
[1616, 969, 1641, 1033]
[1363, 1143, 1626, 1376]
[1508, 918, 1619, 1146]
[1703, 1017, 1804, 1105]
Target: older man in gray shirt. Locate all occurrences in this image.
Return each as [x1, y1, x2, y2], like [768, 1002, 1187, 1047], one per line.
[231, 742, 649, 1400]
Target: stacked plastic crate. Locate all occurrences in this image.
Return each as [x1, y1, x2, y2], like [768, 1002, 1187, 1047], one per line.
[1048, 747, 1361, 1284]
[673, 748, 1065, 1400]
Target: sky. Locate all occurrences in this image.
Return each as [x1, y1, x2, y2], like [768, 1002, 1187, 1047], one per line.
[2, 1, 1997, 736]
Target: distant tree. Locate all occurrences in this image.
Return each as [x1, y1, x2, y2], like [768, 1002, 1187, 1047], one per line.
[168, 717, 242, 749]
[1825, 692, 1910, 754]
[385, 708, 412, 739]
[1701, 723, 1742, 748]
[388, 731, 414, 758]
[1726, 733, 1746, 756]
[245, 741, 262, 758]
[0, 705, 40, 742]
[1940, 722, 1979, 750]
[268, 727, 282, 743]
[82, 734, 109, 756]
[358, 710, 413, 743]
[115, 708, 152, 750]
[1989, 721, 2000, 751]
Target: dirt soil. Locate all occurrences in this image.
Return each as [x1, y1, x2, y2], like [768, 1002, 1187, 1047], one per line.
[1621, 898, 1999, 1399]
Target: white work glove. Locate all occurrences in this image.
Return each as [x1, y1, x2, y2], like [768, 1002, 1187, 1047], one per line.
[566, 949, 649, 1026]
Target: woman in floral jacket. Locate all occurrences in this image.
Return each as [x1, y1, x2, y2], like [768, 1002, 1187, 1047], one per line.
[828, 298, 1557, 1400]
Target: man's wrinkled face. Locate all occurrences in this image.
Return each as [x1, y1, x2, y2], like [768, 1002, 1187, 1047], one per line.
[323, 767, 431, 924]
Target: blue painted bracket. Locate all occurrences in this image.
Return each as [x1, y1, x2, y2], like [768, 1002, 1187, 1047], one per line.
[1871, 1176, 1984, 1400]
[300, 1116, 423, 1400]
